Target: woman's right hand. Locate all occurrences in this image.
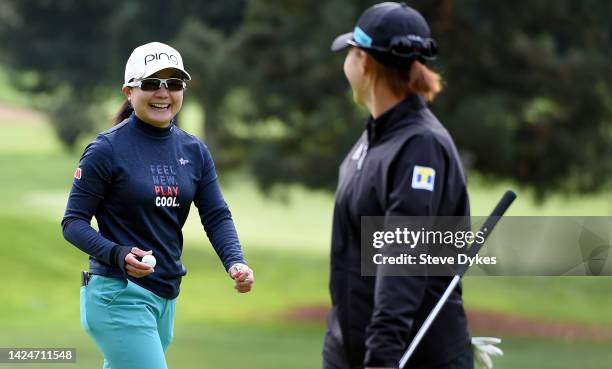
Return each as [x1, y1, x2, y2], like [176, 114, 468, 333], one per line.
[125, 247, 155, 278]
[228, 263, 254, 293]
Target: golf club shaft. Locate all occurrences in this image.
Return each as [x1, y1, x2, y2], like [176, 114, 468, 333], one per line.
[398, 274, 460, 368]
[398, 190, 517, 368]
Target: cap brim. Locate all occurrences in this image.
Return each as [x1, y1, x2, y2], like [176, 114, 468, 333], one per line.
[331, 32, 354, 52]
[143, 66, 192, 81]
[173, 68, 191, 81]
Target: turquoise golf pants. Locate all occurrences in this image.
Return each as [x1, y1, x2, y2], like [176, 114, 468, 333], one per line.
[80, 275, 177, 369]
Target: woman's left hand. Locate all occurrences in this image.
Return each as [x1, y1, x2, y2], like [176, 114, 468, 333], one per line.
[228, 263, 254, 293]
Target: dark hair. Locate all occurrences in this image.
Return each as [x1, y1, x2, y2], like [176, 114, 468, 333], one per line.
[114, 100, 134, 125]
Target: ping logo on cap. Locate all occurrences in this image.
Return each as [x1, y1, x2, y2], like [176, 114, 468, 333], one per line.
[144, 52, 178, 66]
[411, 165, 435, 191]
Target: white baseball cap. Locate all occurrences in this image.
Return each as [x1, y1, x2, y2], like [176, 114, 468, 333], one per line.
[123, 42, 191, 86]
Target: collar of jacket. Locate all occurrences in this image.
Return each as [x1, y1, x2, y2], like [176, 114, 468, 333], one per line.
[366, 93, 426, 144]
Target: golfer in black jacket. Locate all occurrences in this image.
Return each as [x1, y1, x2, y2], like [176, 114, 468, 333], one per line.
[324, 3, 473, 369]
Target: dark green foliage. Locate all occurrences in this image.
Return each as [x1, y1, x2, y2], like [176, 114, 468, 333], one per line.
[226, 0, 371, 191]
[427, 0, 612, 198]
[229, 0, 612, 197]
[0, 0, 610, 197]
[0, 0, 246, 148]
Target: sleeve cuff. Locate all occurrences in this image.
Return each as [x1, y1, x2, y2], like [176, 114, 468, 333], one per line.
[226, 259, 247, 272]
[110, 245, 132, 274]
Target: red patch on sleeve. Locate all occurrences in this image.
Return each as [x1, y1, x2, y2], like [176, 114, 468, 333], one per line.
[74, 167, 82, 180]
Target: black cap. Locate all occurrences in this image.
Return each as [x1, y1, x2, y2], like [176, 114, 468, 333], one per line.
[331, 2, 438, 67]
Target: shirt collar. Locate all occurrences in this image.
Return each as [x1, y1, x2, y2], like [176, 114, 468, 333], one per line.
[366, 94, 426, 143]
[132, 113, 174, 138]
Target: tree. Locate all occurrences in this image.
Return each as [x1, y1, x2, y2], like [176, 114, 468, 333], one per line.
[427, 0, 612, 198]
[0, 0, 246, 151]
[226, 0, 373, 190]
[1, 0, 610, 197]
[229, 0, 612, 197]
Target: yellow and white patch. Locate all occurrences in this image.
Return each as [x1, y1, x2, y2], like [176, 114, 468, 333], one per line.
[411, 165, 436, 191]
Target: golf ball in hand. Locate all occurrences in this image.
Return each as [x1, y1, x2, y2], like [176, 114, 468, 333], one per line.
[142, 254, 156, 268]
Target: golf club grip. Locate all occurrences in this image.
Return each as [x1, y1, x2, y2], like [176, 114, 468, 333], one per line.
[398, 190, 516, 368]
[489, 189, 517, 217]
[462, 190, 517, 267]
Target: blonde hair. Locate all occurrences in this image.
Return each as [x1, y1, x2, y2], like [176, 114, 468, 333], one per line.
[370, 58, 443, 102]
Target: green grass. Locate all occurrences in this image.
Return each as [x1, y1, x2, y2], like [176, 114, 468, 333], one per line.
[464, 277, 612, 327]
[2, 110, 612, 368]
[5, 329, 611, 369]
[468, 175, 612, 216]
[0, 323, 325, 369]
[491, 338, 612, 369]
[0, 120, 62, 154]
[2, 215, 612, 369]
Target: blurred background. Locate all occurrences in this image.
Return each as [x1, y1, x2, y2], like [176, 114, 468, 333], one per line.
[0, 0, 611, 368]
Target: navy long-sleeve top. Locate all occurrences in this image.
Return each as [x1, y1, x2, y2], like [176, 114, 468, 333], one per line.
[62, 114, 246, 299]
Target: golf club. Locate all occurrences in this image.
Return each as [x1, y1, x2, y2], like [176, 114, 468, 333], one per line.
[399, 190, 517, 368]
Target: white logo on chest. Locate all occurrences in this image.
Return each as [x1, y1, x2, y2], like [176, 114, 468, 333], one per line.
[351, 143, 369, 170]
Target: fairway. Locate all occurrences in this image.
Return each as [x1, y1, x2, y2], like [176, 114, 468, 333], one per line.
[1, 112, 612, 368]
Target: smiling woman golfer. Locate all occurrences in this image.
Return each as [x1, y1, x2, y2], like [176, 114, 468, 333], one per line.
[325, 3, 472, 369]
[62, 42, 254, 369]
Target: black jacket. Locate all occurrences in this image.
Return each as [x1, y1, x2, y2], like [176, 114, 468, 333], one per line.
[326, 94, 471, 369]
